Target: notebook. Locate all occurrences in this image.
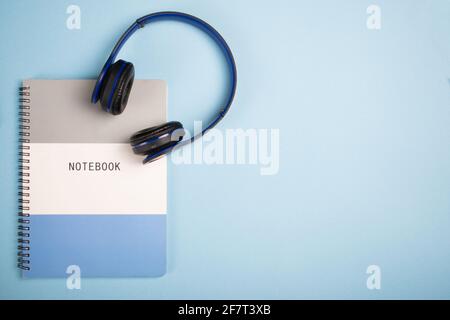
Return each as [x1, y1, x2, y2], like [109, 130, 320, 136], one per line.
[18, 79, 167, 277]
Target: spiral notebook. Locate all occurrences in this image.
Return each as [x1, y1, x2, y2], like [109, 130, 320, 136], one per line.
[18, 79, 167, 278]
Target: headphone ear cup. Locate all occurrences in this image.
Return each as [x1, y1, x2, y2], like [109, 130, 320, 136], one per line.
[99, 60, 135, 115]
[130, 121, 185, 163]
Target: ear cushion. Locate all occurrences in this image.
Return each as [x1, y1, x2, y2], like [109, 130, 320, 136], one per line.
[99, 60, 135, 115]
[130, 121, 185, 163]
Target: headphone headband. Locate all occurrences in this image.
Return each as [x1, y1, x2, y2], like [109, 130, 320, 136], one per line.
[92, 11, 237, 146]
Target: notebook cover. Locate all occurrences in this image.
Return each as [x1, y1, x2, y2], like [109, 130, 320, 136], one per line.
[19, 79, 167, 278]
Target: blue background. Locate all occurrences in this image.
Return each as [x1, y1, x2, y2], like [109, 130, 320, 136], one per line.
[1, 0, 450, 299]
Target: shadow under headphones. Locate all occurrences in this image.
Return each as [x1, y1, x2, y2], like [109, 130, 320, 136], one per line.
[91, 11, 237, 164]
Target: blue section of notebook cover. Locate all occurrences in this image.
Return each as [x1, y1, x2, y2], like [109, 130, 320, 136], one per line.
[23, 215, 166, 278]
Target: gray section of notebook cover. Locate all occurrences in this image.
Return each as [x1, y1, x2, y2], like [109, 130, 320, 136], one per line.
[23, 79, 167, 143]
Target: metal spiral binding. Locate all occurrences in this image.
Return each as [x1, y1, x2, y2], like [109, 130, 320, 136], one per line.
[18, 85, 31, 270]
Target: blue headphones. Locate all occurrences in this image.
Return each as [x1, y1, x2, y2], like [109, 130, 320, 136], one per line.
[91, 11, 237, 164]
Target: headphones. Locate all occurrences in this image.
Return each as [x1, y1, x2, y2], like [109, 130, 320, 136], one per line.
[91, 11, 237, 164]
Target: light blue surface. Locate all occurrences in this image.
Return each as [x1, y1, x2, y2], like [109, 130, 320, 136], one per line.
[1, 0, 450, 299]
[25, 215, 166, 278]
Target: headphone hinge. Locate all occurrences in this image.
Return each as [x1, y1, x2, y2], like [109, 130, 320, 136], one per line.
[136, 20, 145, 28]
